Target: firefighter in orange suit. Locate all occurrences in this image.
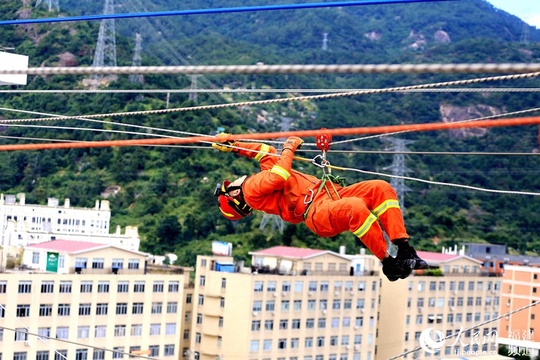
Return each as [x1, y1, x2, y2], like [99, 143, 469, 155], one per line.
[212, 134, 427, 281]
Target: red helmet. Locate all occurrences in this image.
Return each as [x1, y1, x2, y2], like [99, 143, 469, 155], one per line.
[214, 180, 252, 221]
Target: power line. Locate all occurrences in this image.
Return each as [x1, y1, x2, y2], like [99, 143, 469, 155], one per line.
[0, 0, 454, 26]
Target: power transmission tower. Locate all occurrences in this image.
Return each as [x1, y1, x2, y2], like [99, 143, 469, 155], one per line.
[259, 117, 292, 234]
[188, 75, 201, 103]
[35, 0, 59, 12]
[91, 0, 117, 87]
[383, 138, 414, 212]
[520, 22, 530, 44]
[322, 33, 329, 51]
[129, 33, 144, 84]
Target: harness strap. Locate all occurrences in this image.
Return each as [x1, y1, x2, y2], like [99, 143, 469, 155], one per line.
[303, 171, 343, 219]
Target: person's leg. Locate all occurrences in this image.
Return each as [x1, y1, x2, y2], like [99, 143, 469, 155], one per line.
[338, 179, 428, 270]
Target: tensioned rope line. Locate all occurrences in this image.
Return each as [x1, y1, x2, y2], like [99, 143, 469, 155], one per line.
[1, 117, 540, 151]
[330, 106, 540, 145]
[2, 71, 539, 125]
[0, 0, 453, 26]
[2, 63, 540, 76]
[2, 88, 540, 94]
[387, 300, 540, 360]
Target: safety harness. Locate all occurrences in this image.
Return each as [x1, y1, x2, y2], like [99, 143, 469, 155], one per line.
[302, 129, 346, 219]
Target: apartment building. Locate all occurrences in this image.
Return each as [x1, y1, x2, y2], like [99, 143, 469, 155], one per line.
[189, 246, 381, 360]
[498, 264, 540, 358]
[0, 193, 140, 252]
[377, 251, 501, 360]
[0, 240, 193, 360]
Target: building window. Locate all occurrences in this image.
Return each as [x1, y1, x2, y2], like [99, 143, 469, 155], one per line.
[58, 304, 70, 316]
[266, 300, 275, 311]
[320, 281, 329, 292]
[149, 345, 159, 357]
[77, 326, 90, 339]
[131, 324, 143, 336]
[198, 295, 205, 305]
[75, 258, 87, 269]
[0, 281, 6, 293]
[114, 325, 126, 337]
[18, 281, 32, 293]
[250, 340, 259, 352]
[39, 304, 53, 317]
[97, 281, 109, 293]
[15, 328, 28, 341]
[309, 281, 317, 292]
[96, 303, 108, 315]
[80, 281, 93, 293]
[17, 304, 30, 317]
[14, 352, 27, 360]
[75, 349, 88, 360]
[117, 281, 129, 293]
[196, 313, 203, 325]
[32, 251, 40, 264]
[254, 281, 263, 292]
[56, 327, 69, 339]
[112, 348, 124, 359]
[112, 259, 123, 270]
[168, 281, 179, 292]
[267, 281, 276, 292]
[133, 281, 145, 292]
[153, 281, 164, 293]
[151, 302, 163, 314]
[93, 349, 105, 360]
[281, 300, 290, 311]
[195, 332, 201, 344]
[116, 303, 128, 315]
[79, 303, 91, 316]
[264, 339, 273, 351]
[200, 276, 206, 286]
[41, 281, 54, 293]
[36, 350, 49, 360]
[220, 297, 225, 308]
[252, 320, 261, 331]
[92, 258, 104, 269]
[128, 259, 140, 269]
[95, 325, 106, 338]
[165, 323, 176, 335]
[132, 303, 144, 314]
[278, 338, 287, 349]
[58, 281, 71, 293]
[253, 301, 262, 312]
[167, 302, 178, 314]
[164, 344, 175, 356]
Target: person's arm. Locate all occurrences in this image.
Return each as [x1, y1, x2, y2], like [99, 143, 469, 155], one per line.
[243, 136, 303, 195]
[212, 133, 278, 171]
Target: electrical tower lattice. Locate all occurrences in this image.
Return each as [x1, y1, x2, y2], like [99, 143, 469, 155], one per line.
[383, 138, 414, 212]
[129, 33, 143, 84]
[92, 0, 117, 87]
[35, 0, 59, 12]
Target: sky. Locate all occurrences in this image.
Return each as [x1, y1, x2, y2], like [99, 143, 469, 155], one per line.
[486, 0, 540, 28]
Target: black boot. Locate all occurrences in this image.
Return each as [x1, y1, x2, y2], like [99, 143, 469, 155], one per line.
[382, 256, 416, 282]
[395, 241, 428, 270]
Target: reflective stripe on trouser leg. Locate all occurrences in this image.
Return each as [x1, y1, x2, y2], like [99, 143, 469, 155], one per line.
[352, 212, 387, 260]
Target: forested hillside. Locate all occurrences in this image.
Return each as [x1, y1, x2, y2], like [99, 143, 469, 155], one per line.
[1, 0, 540, 266]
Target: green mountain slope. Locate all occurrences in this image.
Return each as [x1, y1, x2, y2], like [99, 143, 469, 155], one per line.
[1, 0, 540, 265]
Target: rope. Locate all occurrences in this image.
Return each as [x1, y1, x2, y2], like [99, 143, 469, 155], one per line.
[387, 300, 540, 360]
[2, 72, 538, 127]
[0, 0, 452, 26]
[1, 116, 539, 151]
[2, 64, 540, 76]
[2, 87, 540, 94]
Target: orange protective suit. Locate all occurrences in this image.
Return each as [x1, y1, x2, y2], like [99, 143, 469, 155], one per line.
[234, 141, 409, 260]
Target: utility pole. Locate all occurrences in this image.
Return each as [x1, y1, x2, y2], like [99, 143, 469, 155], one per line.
[383, 138, 414, 212]
[129, 33, 144, 84]
[322, 32, 329, 51]
[91, 0, 117, 87]
[35, 0, 59, 12]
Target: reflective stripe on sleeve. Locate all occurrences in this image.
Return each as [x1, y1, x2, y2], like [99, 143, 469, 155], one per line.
[254, 144, 270, 161]
[352, 213, 378, 238]
[270, 165, 291, 181]
[373, 199, 400, 217]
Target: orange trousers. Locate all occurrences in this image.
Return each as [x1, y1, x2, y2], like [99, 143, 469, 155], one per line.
[304, 179, 409, 260]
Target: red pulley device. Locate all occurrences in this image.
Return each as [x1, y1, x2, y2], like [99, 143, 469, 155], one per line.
[316, 128, 332, 152]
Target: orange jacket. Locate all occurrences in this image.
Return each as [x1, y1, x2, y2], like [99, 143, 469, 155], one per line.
[235, 141, 320, 224]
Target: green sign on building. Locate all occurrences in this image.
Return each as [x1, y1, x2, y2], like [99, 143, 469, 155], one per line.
[46, 252, 59, 272]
